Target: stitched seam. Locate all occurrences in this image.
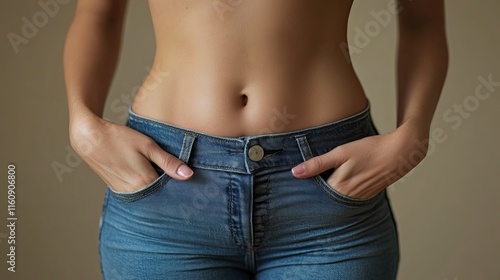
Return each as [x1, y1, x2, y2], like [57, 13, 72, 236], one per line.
[128, 106, 370, 143]
[111, 176, 171, 203]
[228, 175, 240, 248]
[129, 114, 370, 143]
[312, 176, 380, 207]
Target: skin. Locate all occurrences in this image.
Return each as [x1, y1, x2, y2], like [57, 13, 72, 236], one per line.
[64, 0, 448, 198]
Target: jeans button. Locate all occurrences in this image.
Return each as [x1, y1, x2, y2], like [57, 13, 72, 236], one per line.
[248, 145, 265, 162]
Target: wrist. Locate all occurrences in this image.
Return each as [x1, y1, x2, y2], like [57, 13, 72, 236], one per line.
[68, 106, 106, 147]
[395, 119, 430, 140]
[70, 107, 100, 128]
[390, 120, 432, 163]
[68, 97, 105, 125]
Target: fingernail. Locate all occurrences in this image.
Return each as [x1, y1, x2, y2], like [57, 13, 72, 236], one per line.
[177, 165, 193, 177]
[292, 164, 305, 175]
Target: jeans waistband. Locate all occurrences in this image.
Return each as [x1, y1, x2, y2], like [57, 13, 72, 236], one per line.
[126, 101, 376, 174]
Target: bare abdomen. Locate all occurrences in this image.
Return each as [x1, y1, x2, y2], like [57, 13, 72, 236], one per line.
[132, 0, 367, 137]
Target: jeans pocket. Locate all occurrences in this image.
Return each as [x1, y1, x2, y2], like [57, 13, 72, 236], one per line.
[107, 164, 171, 203]
[313, 168, 382, 207]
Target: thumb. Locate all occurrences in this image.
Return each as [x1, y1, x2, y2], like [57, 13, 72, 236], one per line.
[146, 142, 194, 180]
[291, 147, 345, 178]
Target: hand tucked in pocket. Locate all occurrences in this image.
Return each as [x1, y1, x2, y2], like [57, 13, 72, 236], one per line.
[291, 122, 430, 199]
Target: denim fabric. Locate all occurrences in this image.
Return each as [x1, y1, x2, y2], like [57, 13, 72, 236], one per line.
[98, 102, 399, 280]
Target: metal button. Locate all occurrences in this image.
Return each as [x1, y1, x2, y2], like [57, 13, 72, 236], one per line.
[248, 145, 265, 162]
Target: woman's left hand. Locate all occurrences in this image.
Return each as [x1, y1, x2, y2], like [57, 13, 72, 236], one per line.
[291, 123, 430, 199]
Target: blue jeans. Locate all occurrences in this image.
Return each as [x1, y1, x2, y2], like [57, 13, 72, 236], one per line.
[99, 102, 399, 279]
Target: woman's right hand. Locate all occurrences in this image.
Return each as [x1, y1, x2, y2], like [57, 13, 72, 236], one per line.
[69, 112, 193, 193]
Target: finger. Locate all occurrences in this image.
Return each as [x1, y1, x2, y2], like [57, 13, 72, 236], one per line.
[291, 146, 347, 178]
[143, 140, 194, 180]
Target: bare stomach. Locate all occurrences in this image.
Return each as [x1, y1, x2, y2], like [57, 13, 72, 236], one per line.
[131, 0, 368, 137]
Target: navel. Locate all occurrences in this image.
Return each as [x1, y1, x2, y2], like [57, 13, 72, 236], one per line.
[241, 94, 248, 107]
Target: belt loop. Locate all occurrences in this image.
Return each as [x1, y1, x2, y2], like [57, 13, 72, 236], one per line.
[294, 134, 314, 161]
[179, 133, 196, 163]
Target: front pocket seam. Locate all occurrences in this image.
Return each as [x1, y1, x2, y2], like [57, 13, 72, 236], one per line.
[312, 175, 380, 207]
[109, 173, 170, 203]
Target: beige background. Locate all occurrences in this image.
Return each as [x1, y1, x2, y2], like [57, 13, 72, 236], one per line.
[1, 1, 499, 279]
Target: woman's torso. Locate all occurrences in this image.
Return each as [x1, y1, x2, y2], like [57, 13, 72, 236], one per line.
[132, 0, 368, 137]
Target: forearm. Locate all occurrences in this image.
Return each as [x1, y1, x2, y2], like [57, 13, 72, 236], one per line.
[396, 12, 449, 137]
[63, 5, 127, 127]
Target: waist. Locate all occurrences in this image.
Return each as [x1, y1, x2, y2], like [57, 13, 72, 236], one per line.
[126, 100, 378, 174]
[131, 56, 367, 136]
